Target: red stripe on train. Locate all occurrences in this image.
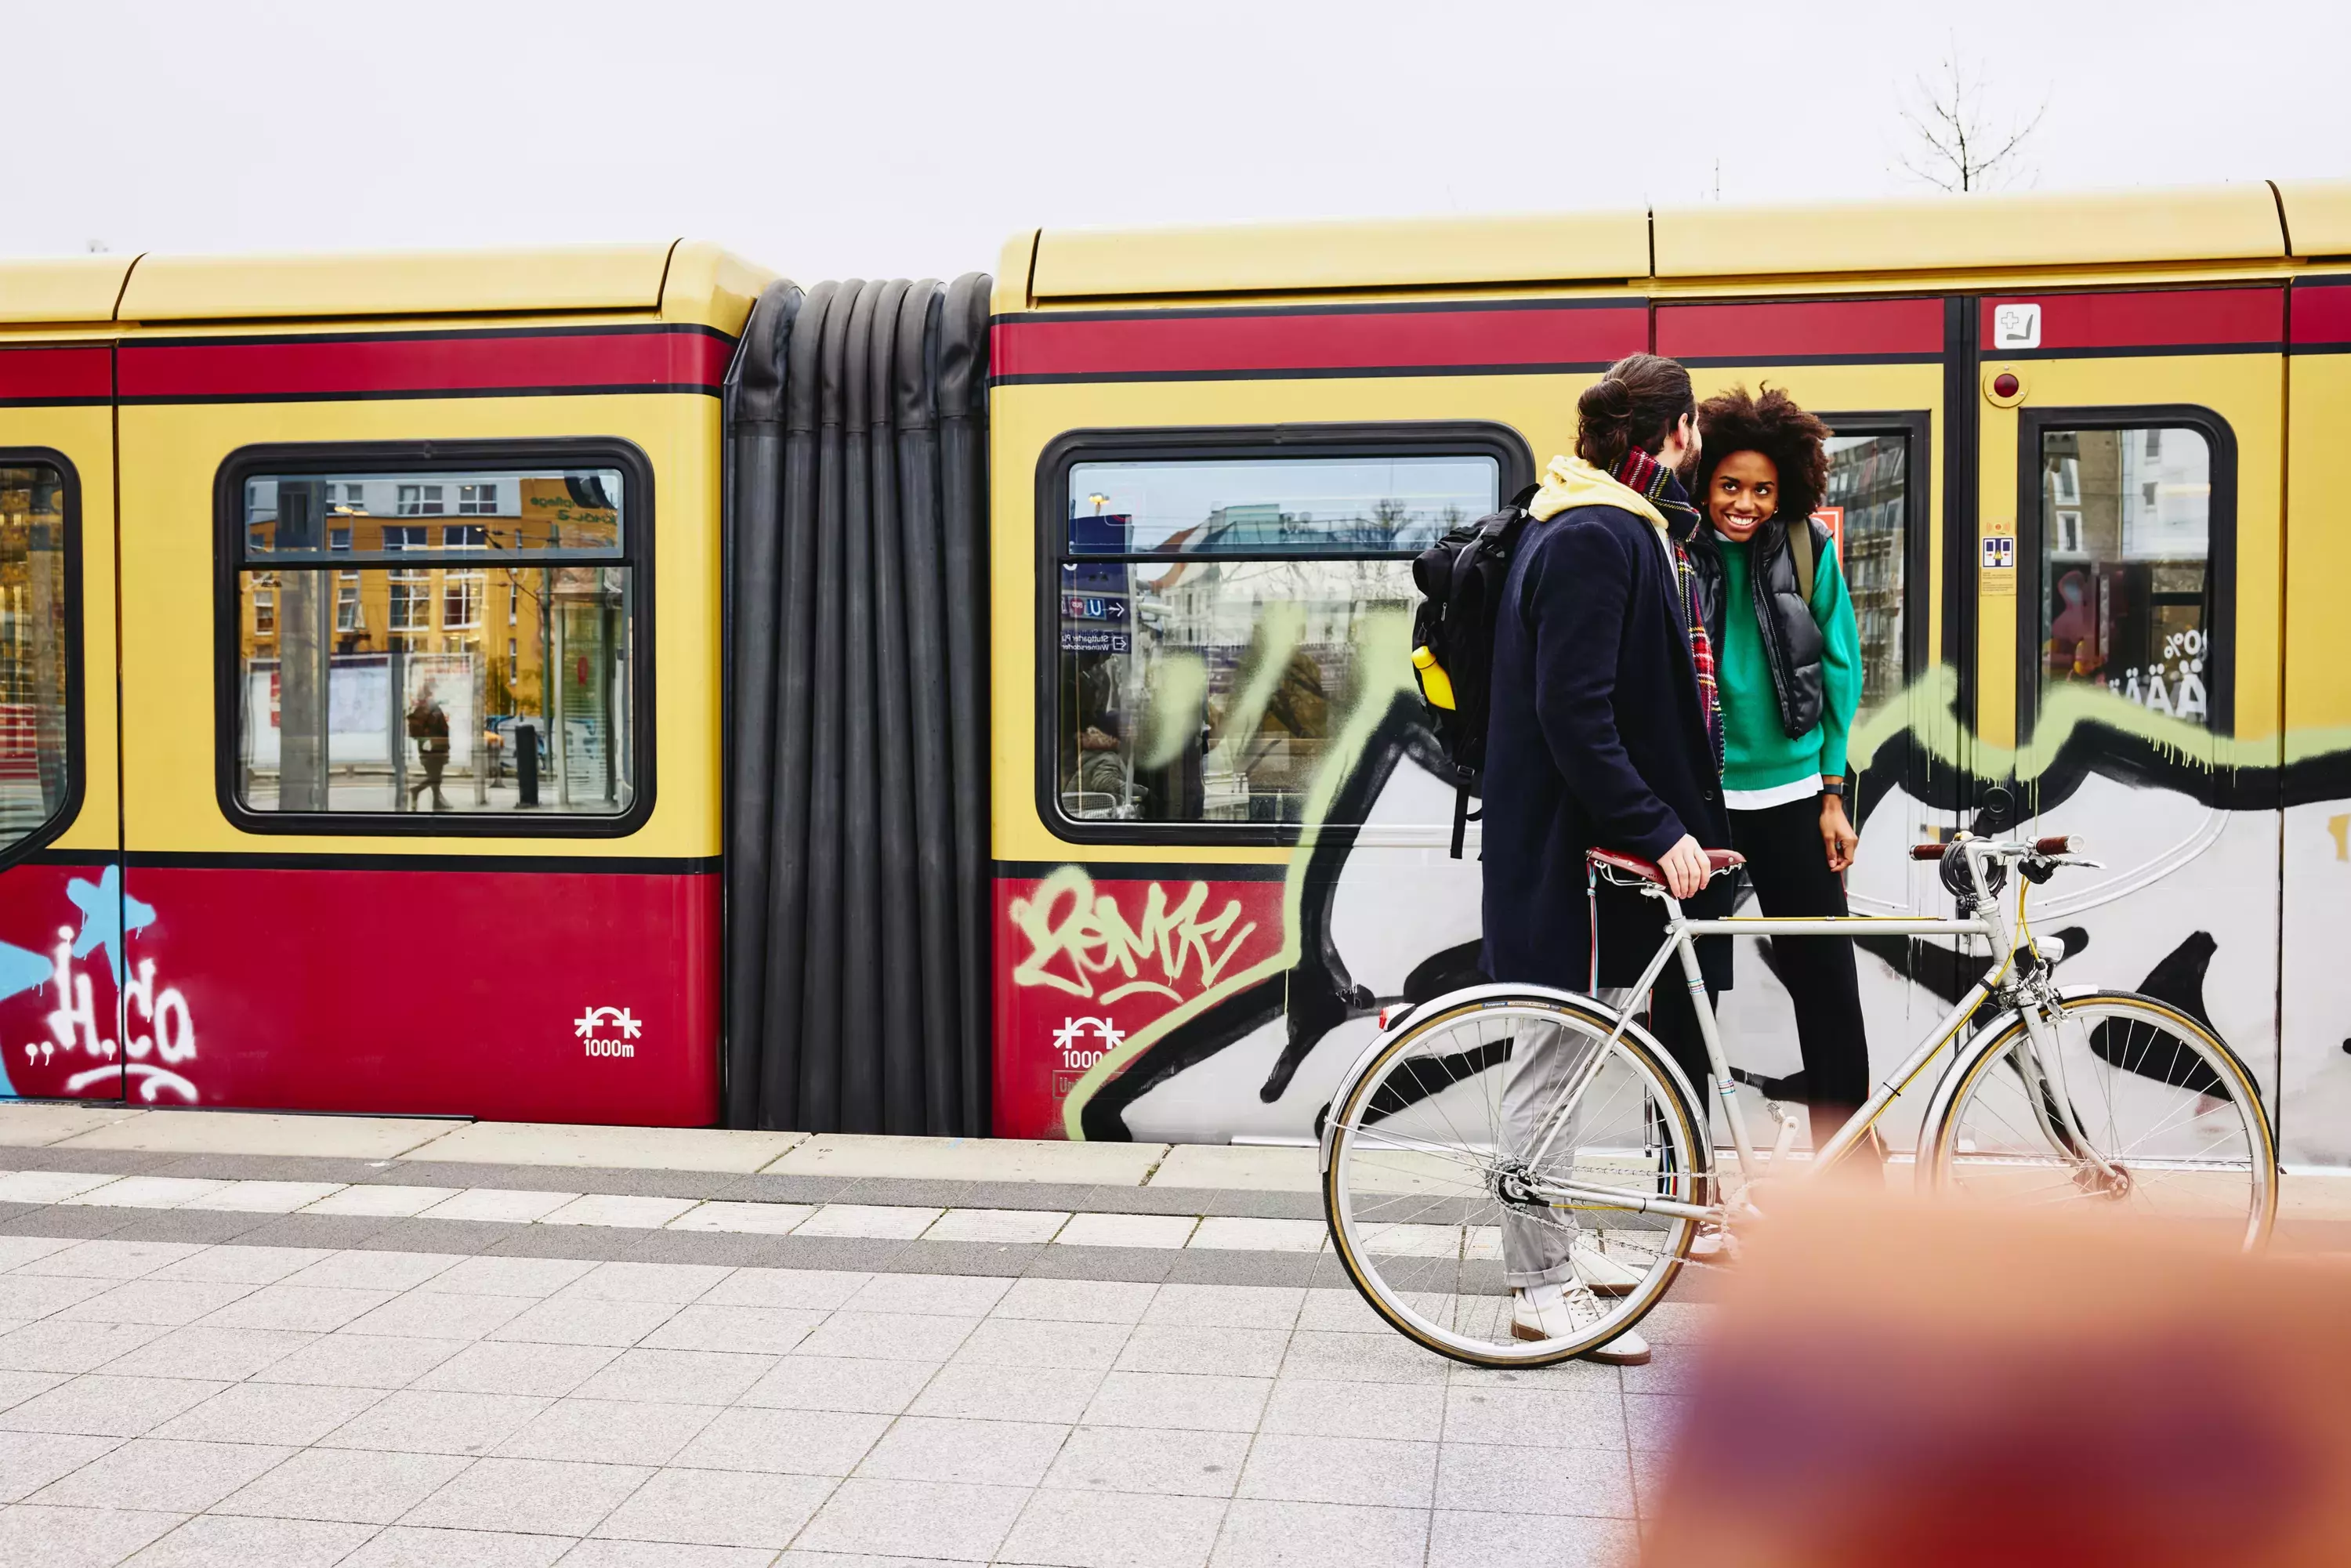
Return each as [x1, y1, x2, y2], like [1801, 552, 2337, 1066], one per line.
[1656, 298, 1944, 360]
[0, 346, 110, 403]
[118, 330, 731, 400]
[1979, 288, 2283, 353]
[2291, 281, 2351, 347]
[994, 305, 1649, 378]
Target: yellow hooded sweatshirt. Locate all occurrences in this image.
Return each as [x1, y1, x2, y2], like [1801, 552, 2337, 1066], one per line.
[1527, 452, 1669, 532]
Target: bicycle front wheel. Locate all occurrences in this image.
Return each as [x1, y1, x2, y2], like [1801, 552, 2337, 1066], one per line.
[1323, 990, 1709, 1366]
[1922, 990, 2277, 1249]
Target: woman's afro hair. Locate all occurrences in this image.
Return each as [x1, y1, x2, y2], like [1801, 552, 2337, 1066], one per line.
[1692, 385, 1834, 531]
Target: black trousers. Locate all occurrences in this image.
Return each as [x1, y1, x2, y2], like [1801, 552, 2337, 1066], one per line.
[1641, 795, 1871, 1146]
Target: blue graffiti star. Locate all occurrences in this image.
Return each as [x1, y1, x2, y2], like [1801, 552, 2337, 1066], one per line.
[65, 865, 157, 987]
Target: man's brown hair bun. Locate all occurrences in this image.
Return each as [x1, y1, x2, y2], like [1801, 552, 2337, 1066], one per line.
[1576, 353, 1695, 470]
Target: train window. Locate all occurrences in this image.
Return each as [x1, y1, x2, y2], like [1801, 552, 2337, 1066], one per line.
[1055, 452, 1499, 831]
[2035, 422, 2223, 730]
[0, 459, 75, 860]
[222, 451, 647, 829]
[1820, 430, 1913, 733]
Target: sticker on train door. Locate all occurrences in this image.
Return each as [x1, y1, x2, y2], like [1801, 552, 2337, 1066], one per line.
[1992, 302, 2041, 349]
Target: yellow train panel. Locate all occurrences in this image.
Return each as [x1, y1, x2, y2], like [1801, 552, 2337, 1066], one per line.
[118, 244, 679, 324]
[0, 258, 136, 328]
[1029, 212, 1651, 302]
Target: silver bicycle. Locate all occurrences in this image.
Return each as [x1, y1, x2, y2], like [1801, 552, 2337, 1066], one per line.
[1319, 832, 2278, 1366]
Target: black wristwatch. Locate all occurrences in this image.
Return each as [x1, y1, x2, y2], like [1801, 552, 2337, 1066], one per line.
[1820, 777, 1848, 800]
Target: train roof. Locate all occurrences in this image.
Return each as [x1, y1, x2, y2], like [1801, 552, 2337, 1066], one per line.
[0, 241, 773, 334]
[2, 181, 2344, 330]
[1005, 179, 2351, 308]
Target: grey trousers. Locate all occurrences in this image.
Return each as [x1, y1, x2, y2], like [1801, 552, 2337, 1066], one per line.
[1499, 989, 1636, 1289]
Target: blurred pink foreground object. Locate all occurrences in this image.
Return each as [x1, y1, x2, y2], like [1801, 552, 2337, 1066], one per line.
[1642, 1194, 2351, 1568]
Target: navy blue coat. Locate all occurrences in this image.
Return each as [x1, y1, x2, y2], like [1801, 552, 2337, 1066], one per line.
[1480, 502, 1733, 992]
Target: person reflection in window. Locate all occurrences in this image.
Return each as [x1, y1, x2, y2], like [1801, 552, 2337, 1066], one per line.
[2048, 570, 2102, 679]
[1239, 650, 1329, 822]
[1066, 661, 1142, 819]
[407, 680, 452, 811]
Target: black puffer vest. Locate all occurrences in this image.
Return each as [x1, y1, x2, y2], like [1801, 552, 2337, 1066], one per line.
[1686, 515, 1830, 739]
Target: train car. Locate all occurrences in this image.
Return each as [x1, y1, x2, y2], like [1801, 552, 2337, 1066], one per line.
[6, 179, 2351, 1169]
[0, 245, 768, 1122]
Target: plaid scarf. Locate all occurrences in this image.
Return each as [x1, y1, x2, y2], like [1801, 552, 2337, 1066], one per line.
[1611, 449, 1724, 778]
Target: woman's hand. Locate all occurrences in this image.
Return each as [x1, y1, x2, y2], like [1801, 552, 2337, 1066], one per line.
[1820, 793, 1858, 874]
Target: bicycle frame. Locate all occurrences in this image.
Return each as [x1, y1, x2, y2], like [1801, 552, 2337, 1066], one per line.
[1518, 851, 2049, 1226]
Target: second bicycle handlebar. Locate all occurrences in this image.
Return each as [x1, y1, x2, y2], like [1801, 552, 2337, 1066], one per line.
[1909, 835, 2079, 862]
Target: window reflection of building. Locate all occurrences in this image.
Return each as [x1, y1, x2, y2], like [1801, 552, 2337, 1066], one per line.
[2041, 427, 2213, 726]
[1056, 457, 1493, 828]
[0, 464, 70, 846]
[234, 471, 632, 815]
[1823, 434, 1907, 720]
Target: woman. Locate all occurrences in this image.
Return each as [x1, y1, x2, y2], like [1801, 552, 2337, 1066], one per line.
[1687, 386, 1871, 1156]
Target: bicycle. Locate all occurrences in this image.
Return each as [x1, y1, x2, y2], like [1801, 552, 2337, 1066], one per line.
[1318, 832, 2278, 1366]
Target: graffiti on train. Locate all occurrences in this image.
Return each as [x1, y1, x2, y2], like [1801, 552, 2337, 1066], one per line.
[0, 864, 198, 1103]
[1005, 682, 2349, 1165]
[994, 868, 1284, 1136]
[1007, 867, 1272, 1004]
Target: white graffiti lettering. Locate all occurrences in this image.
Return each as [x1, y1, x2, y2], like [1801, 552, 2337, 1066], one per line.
[1010, 867, 1259, 1004]
[31, 923, 199, 1103]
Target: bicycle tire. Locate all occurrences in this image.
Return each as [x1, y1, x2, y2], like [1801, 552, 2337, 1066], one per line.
[1918, 988, 2277, 1250]
[1322, 987, 1711, 1366]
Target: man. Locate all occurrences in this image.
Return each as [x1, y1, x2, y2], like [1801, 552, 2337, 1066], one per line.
[1481, 353, 1735, 1364]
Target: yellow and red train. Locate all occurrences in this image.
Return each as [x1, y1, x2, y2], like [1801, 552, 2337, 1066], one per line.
[4, 180, 2350, 1167]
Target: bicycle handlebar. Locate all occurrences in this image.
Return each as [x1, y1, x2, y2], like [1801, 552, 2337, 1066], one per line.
[1908, 835, 2079, 862]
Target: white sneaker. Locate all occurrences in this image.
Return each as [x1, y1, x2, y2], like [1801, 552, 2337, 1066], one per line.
[1510, 1284, 1652, 1365]
[1688, 1227, 1738, 1263]
[1573, 1243, 1645, 1298]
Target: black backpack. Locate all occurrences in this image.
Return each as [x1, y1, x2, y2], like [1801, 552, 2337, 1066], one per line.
[1408, 482, 1541, 857]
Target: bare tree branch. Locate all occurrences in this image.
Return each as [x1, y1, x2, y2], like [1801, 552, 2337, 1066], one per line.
[1894, 38, 2046, 194]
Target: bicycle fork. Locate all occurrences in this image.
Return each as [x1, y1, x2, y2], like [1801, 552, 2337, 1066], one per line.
[2009, 998, 2128, 1190]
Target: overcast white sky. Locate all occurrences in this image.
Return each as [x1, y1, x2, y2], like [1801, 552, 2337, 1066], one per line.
[5, 1, 2342, 281]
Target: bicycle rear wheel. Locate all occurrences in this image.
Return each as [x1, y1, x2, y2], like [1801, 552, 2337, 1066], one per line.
[1921, 990, 2276, 1249]
[1323, 990, 1708, 1366]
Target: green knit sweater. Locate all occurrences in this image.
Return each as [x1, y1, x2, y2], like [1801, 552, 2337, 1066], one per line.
[1713, 533, 1862, 798]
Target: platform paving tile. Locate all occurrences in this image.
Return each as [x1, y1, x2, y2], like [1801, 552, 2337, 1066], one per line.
[0, 1429, 122, 1503]
[1002, 1486, 1228, 1568]
[121, 1511, 381, 1566]
[1210, 1497, 1429, 1568]
[150, 1379, 389, 1445]
[0, 1373, 228, 1436]
[0, 1501, 187, 1568]
[592, 1467, 835, 1549]
[26, 1435, 296, 1512]
[0, 1180, 1668, 1564]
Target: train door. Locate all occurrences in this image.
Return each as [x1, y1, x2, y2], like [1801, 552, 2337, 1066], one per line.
[1656, 297, 1961, 1144]
[0, 281, 128, 1102]
[1969, 284, 2287, 1109]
